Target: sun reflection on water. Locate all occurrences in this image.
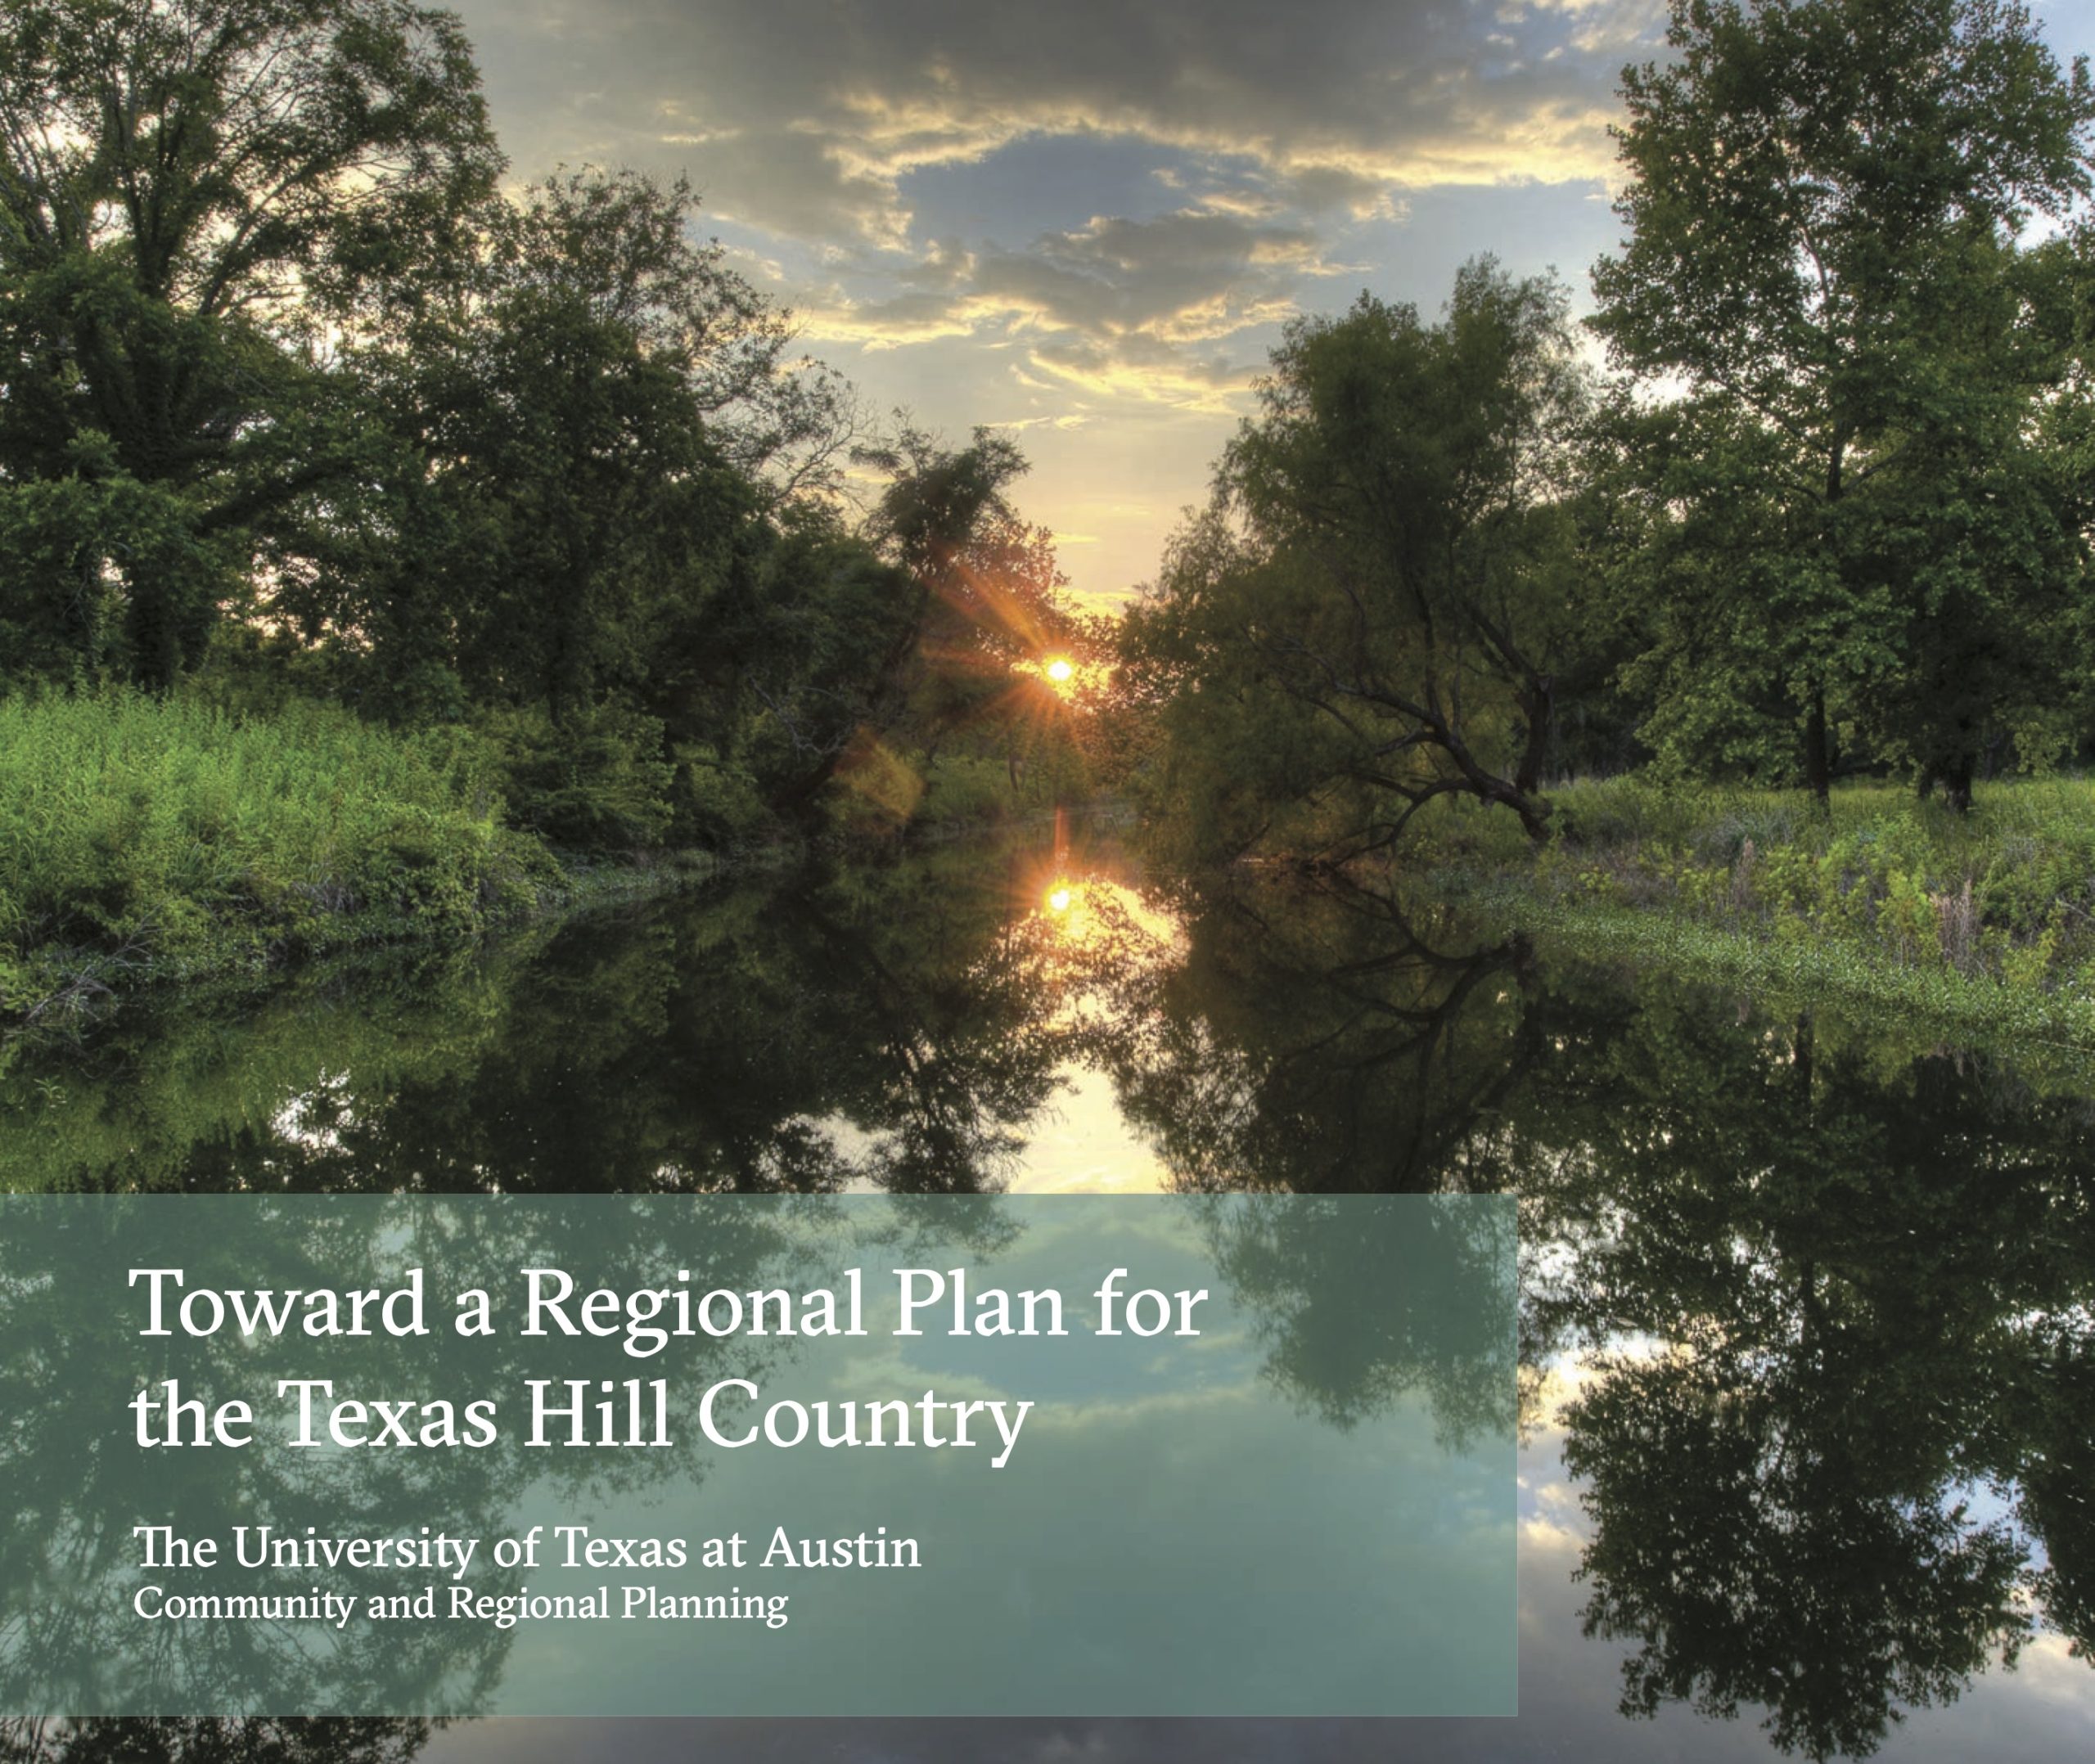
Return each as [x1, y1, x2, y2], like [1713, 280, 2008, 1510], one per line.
[973, 853, 1184, 1194]
[1029, 873, 1184, 961]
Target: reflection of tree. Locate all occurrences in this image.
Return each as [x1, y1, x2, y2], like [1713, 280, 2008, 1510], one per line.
[2023, 1346, 2095, 1661]
[1204, 1195, 1516, 1451]
[0, 1718, 425, 1764]
[2, 840, 1078, 1199]
[0, 1196, 851, 1717]
[1063, 874, 2095, 1756]
[1070, 880, 1540, 1194]
[1567, 1354, 2028, 1761]
[10, 839, 2095, 1755]
[1522, 1009, 2095, 1758]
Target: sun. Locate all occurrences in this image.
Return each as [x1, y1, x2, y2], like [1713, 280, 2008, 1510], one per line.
[1044, 657, 1075, 686]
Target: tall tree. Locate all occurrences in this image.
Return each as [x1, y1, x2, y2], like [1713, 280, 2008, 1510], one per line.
[0, 0, 502, 688]
[1592, 0, 2095, 808]
[1124, 260, 1590, 857]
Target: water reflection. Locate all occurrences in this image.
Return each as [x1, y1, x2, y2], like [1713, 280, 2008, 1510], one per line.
[0, 1195, 1498, 1723]
[2, 820, 2090, 1759]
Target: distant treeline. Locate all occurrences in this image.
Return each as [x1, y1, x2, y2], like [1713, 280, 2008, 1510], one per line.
[8, 0, 2095, 892]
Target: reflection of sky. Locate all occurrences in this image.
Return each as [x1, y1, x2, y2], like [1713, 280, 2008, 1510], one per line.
[1002, 889, 1177, 1194]
[737, 880, 2095, 1763]
[460, 1197, 1510, 1717]
[1003, 1063, 1169, 1195]
[831, 855, 1179, 1195]
[828, 1060, 1166, 1196]
[426, 1371, 2095, 1757]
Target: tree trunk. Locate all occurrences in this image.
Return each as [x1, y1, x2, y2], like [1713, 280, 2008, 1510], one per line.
[1803, 687, 1831, 812]
[1941, 751, 1976, 815]
[1512, 790, 1553, 847]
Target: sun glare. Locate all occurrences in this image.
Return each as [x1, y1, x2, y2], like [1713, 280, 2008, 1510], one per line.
[1045, 657, 1075, 685]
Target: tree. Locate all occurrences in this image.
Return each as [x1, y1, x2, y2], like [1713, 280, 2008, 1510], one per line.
[255, 164, 879, 846]
[907, 511, 1076, 751]
[1123, 259, 1590, 857]
[1591, 0, 2095, 808]
[403, 173, 762, 724]
[750, 425, 1032, 816]
[0, 0, 502, 688]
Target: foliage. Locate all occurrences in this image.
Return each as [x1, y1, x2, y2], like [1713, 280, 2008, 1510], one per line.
[0, 0, 502, 688]
[1435, 775, 2095, 1045]
[1589, 0, 2095, 806]
[0, 691, 553, 1020]
[1121, 259, 1596, 860]
[0, 2, 1076, 893]
[471, 701, 675, 853]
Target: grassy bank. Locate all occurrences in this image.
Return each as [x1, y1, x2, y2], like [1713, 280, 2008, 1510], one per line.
[0, 689, 1089, 1037]
[1425, 776, 2095, 1050]
[0, 693, 642, 1030]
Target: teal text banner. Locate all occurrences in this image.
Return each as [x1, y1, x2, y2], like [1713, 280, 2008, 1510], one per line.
[0, 1194, 1515, 1717]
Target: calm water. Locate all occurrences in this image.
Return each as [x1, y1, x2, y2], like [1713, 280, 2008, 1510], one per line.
[4, 820, 2091, 1761]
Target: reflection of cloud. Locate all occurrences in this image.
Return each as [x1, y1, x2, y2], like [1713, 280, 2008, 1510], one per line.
[2016, 1629, 2095, 1707]
[428, 1390, 2095, 1757]
[1521, 1511, 1583, 1555]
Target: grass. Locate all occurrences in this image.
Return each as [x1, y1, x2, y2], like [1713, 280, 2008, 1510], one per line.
[0, 691, 569, 1027]
[1417, 774, 2095, 1052]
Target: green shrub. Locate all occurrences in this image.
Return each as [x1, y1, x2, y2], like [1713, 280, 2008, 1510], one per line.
[919, 757, 1018, 828]
[1447, 774, 2095, 1009]
[671, 744, 776, 849]
[0, 690, 554, 1007]
[478, 701, 675, 853]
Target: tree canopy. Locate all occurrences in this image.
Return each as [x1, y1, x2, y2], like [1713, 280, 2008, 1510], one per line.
[1121, 0, 2095, 848]
[1124, 260, 1592, 860]
[1590, 0, 2095, 807]
[0, 2, 1093, 854]
[0, 0, 502, 687]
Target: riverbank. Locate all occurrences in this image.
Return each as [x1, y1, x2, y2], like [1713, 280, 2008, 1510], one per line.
[0, 695, 1070, 1039]
[0, 694, 730, 1036]
[1423, 776, 2095, 1053]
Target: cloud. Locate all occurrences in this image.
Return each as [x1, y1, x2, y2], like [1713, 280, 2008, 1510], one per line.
[798, 207, 1343, 406]
[444, 0, 1671, 587]
[453, 0, 1666, 250]
[1022, 335, 1259, 414]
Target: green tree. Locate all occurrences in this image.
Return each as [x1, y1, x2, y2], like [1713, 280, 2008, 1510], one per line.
[0, 0, 501, 689]
[1592, 0, 2095, 808]
[902, 508, 1081, 776]
[1123, 260, 1590, 858]
[750, 425, 1031, 817]
[270, 166, 876, 847]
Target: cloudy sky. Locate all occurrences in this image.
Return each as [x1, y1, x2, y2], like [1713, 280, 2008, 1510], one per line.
[445, 0, 2095, 609]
